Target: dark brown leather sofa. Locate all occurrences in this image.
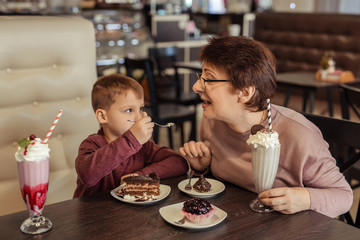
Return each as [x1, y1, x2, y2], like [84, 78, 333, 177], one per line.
[254, 12, 360, 77]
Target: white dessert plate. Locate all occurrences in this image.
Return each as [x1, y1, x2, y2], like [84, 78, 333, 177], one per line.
[159, 202, 227, 229]
[110, 184, 171, 205]
[177, 178, 225, 198]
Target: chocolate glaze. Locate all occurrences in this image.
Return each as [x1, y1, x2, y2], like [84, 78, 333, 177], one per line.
[123, 173, 159, 185]
[193, 175, 211, 193]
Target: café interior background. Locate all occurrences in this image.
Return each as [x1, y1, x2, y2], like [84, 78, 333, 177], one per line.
[2, 0, 360, 18]
[0, 0, 359, 219]
[2, 0, 360, 64]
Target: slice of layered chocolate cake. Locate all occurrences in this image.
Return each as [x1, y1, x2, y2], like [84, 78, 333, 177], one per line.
[117, 173, 160, 198]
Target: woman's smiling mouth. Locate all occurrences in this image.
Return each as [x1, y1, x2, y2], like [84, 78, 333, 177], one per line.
[201, 98, 211, 105]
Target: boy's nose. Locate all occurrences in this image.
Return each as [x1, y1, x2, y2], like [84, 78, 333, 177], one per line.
[134, 116, 142, 122]
[135, 111, 145, 121]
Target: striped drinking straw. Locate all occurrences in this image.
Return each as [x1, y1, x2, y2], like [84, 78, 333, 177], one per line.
[43, 109, 63, 143]
[267, 99, 272, 131]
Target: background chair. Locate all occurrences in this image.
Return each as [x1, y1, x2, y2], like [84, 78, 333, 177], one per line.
[124, 58, 196, 149]
[148, 46, 201, 107]
[340, 83, 360, 120]
[0, 16, 99, 215]
[303, 113, 360, 228]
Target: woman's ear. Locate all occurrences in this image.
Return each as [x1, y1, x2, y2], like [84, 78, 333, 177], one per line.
[238, 86, 256, 103]
[95, 109, 107, 124]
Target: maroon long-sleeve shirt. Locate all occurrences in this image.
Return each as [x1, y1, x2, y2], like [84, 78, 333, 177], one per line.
[73, 128, 187, 198]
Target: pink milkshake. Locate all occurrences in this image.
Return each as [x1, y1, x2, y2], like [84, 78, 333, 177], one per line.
[15, 135, 52, 234]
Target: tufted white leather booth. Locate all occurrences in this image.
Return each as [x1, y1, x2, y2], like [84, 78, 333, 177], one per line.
[0, 16, 99, 216]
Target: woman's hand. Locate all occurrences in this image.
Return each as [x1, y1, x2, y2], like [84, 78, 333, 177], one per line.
[259, 187, 311, 214]
[179, 141, 211, 172]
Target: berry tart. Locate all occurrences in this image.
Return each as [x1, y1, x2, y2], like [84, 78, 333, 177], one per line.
[182, 198, 215, 223]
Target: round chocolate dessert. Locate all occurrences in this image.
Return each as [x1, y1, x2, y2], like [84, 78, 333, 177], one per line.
[193, 175, 211, 193]
[182, 198, 215, 223]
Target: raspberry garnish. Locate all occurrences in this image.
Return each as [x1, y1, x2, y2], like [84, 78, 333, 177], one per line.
[29, 134, 36, 140]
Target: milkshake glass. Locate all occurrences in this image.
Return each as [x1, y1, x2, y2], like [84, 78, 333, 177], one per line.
[246, 128, 280, 212]
[15, 136, 52, 234]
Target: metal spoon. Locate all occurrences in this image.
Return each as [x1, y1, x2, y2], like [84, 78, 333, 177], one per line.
[174, 216, 186, 225]
[185, 170, 194, 190]
[127, 120, 175, 128]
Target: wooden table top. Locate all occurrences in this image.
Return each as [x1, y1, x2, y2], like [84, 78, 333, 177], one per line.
[276, 72, 342, 90]
[277, 71, 360, 89]
[1, 175, 359, 239]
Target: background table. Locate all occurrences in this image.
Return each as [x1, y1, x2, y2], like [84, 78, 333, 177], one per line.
[1, 175, 359, 239]
[276, 72, 360, 116]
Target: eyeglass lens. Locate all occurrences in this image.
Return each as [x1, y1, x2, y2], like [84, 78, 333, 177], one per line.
[196, 73, 206, 90]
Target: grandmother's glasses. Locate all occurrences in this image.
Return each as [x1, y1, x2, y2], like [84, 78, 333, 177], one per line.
[195, 73, 230, 91]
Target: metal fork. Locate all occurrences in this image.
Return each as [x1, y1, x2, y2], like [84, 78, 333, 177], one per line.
[127, 120, 174, 128]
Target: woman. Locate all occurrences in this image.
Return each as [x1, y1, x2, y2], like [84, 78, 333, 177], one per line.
[179, 36, 352, 218]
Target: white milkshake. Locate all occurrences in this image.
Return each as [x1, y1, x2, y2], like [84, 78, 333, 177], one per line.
[15, 135, 52, 234]
[246, 128, 280, 212]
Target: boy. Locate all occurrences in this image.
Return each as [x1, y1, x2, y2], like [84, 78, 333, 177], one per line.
[73, 74, 188, 198]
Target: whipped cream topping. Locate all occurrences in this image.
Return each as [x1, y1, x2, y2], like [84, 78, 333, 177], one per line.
[246, 129, 280, 148]
[15, 138, 50, 162]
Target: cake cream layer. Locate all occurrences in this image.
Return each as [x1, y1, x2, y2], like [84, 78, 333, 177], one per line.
[122, 185, 160, 195]
[122, 183, 160, 188]
[121, 189, 160, 196]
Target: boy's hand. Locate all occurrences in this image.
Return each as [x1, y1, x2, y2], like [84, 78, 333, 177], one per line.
[120, 173, 139, 185]
[129, 112, 154, 144]
[179, 141, 211, 172]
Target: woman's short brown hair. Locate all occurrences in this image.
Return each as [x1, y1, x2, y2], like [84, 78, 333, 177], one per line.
[200, 36, 277, 111]
[91, 74, 144, 111]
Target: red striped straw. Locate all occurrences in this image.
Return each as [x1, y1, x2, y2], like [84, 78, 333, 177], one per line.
[267, 99, 272, 131]
[43, 109, 63, 143]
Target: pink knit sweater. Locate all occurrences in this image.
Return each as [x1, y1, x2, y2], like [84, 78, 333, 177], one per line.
[201, 104, 353, 218]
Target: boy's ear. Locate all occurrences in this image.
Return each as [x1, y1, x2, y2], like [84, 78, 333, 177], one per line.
[95, 109, 107, 124]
